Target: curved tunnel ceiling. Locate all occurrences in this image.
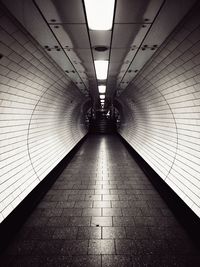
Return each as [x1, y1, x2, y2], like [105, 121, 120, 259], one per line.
[1, 0, 197, 104]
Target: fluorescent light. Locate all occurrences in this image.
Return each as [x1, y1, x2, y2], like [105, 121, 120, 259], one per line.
[94, 60, 108, 80]
[98, 85, 106, 94]
[100, 94, 105, 99]
[84, 0, 115, 30]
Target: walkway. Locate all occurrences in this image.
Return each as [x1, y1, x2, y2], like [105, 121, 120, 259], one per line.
[0, 135, 199, 266]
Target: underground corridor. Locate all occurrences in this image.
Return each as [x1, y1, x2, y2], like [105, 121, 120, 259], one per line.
[0, 0, 200, 266]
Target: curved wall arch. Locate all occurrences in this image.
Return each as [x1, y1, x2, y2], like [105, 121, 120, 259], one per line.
[118, 5, 200, 217]
[0, 8, 88, 222]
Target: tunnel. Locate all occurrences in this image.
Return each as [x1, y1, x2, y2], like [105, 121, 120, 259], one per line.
[0, 0, 200, 266]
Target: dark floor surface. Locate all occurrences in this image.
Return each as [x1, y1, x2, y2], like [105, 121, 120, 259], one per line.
[0, 135, 200, 267]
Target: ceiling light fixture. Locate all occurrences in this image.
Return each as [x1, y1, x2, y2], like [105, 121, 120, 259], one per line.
[100, 94, 105, 99]
[84, 0, 115, 30]
[94, 46, 108, 52]
[94, 60, 108, 80]
[98, 85, 106, 94]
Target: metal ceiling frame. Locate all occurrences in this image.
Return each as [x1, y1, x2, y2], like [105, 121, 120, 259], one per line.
[32, 0, 89, 95]
[117, 0, 166, 91]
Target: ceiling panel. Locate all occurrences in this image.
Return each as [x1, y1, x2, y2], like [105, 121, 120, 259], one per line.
[46, 49, 74, 71]
[117, 47, 155, 89]
[115, 0, 163, 23]
[90, 31, 112, 47]
[130, 24, 151, 47]
[75, 49, 96, 77]
[142, 0, 197, 47]
[143, 0, 164, 23]
[50, 24, 90, 48]
[112, 24, 143, 48]
[123, 49, 154, 76]
[110, 49, 127, 63]
[75, 49, 93, 64]
[93, 50, 109, 61]
[36, 0, 85, 23]
[108, 63, 122, 75]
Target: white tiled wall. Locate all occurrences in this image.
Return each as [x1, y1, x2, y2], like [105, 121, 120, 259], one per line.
[118, 6, 200, 218]
[0, 7, 87, 222]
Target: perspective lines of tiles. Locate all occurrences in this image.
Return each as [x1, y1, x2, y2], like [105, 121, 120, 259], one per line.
[0, 135, 199, 267]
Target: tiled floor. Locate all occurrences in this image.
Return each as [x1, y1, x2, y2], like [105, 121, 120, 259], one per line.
[0, 135, 200, 266]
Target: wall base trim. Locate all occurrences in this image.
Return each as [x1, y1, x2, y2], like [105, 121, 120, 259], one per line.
[0, 134, 88, 253]
[119, 134, 200, 246]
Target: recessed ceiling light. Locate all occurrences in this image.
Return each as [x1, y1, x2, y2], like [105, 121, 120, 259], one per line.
[94, 60, 108, 80]
[84, 0, 115, 30]
[98, 85, 106, 94]
[94, 46, 108, 52]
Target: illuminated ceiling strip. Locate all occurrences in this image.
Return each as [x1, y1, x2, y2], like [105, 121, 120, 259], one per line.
[100, 94, 105, 99]
[94, 60, 108, 80]
[84, 0, 115, 30]
[98, 85, 106, 94]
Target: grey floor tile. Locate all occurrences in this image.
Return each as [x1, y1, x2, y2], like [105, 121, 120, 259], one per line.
[102, 255, 132, 267]
[47, 216, 69, 227]
[113, 216, 135, 226]
[52, 227, 78, 239]
[115, 239, 137, 255]
[8, 256, 42, 267]
[122, 208, 142, 217]
[56, 201, 75, 208]
[74, 201, 93, 208]
[125, 226, 150, 239]
[111, 201, 130, 208]
[85, 194, 102, 201]
[32, 240, 63, 255]
[102, 208, 122, 216]
[60, 240, 88, 256]
[91, 216, 113, 227]
[77, 226, 101, 239]
[93, 201, 111, 208]
[3, 240, 36, 256]
[88, 239, 115, 254]
[102, 227, 126, 239]
[62, 208, 83, 217]
[103, 195, 119, 201]
[82, 208, 101, 216]
[28, 226, 55, 240]
[71, 255, 101, 267]
[68, 216, 91, 226]
[0, 135, 199, 267]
